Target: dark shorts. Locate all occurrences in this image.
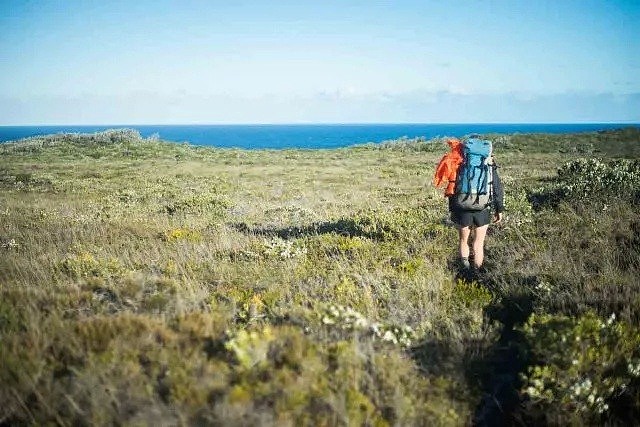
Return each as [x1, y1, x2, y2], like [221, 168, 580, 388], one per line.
[448, 198, 491, 227]
[450, 208, 491, 227]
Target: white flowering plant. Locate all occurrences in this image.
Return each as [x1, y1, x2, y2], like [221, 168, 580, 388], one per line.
[1, 238, 19, 250]
[521, 311, 640, 421]
[319, 303, 415, 348]
[261, 237, 308, 260]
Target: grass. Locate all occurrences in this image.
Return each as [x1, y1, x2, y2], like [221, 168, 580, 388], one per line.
[1, 127, 639, 425]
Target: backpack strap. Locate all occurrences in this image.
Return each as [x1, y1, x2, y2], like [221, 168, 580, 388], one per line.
[462, 150, 474, 202]
[478, 156, 488, 195]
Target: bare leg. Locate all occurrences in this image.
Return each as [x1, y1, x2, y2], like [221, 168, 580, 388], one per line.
[472, 224, 489, 268]
[458, 226, 471, 260]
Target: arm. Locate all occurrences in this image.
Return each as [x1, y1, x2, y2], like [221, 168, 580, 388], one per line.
[492, 164, 505, 222]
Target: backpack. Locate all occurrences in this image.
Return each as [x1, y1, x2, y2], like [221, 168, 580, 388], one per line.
[452, 137, 493, 211]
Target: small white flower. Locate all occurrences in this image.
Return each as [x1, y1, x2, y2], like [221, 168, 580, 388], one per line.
[354, 317, 368, 329]
[322, 316, 335, 325]
[525, 386, 538, 397]
[1, 239, 19, 250]
[370, 323, 381, 336]
[628, 362, 640, 376]
[399, 337, 412, 348]
[382, 330, 398, 344]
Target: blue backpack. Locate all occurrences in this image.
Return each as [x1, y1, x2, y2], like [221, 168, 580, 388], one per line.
[452, 137, 493, 211]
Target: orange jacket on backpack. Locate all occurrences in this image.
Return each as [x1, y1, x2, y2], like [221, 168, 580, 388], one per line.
[433, 138, 464, 196]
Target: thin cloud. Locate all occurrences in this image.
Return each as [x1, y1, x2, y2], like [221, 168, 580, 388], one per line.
[1, 91, 638, 125]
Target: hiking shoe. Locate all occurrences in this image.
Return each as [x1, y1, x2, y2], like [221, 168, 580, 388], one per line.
[471, 265, 489, 281]
[460, 257, 470, 269]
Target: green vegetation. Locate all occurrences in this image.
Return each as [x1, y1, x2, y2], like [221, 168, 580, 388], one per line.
[1, 127, 639, 425]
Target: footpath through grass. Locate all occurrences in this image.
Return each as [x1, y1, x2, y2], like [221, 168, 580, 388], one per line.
[0, 128, 639, 425]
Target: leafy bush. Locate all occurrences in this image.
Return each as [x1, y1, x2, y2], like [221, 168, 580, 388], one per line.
[558, 158, 640, 197]
[521, 312, 640, 424]
[60, 252, 123, 280]
[504, 189, 534, 227]
[163, 191, 231, 217]
[531, 158, 640, 208]
[349, 207, 436, 241]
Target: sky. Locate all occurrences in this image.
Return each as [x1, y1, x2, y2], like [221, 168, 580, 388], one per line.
[0, 0, 639, 124]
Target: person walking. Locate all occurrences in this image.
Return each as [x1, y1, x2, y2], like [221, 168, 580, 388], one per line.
[435, 136, 504, 270]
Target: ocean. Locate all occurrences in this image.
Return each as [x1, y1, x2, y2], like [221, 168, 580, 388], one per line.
[0, 123, 637, 150]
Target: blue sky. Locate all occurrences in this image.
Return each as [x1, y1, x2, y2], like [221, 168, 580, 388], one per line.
[1, 0, 638, 124]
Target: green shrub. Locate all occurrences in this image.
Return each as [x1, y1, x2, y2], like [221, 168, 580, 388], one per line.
[60, 252, 123, 280]
[349, 207, 435, 241]
[532, 158, 640, 208]
[163, 191, 230, 216]
[504, 189, 534, 227]
[225, 326, 276, 370]
[451, 280, 493, 310]
[521, 312, 640, 424]
[161, 227, 202, 242]
[558, 158, 640, 196]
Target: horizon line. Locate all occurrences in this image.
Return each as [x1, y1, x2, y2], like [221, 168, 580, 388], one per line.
[2, 121, 640, 127]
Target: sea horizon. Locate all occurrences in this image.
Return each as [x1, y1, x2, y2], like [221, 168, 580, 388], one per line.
[4, 121, 640, 126]
[1, 122, 638, 150]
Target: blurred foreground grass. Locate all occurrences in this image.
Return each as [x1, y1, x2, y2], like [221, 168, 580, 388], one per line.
[1, 128, 639, 425]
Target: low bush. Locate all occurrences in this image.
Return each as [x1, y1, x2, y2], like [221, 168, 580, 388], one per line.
[531, 158, 640, 208]
[521, 312, 640, 424]
[0, 313, 468, 425]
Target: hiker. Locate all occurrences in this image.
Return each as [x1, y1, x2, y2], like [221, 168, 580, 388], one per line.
[434, 136, 504, 270]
